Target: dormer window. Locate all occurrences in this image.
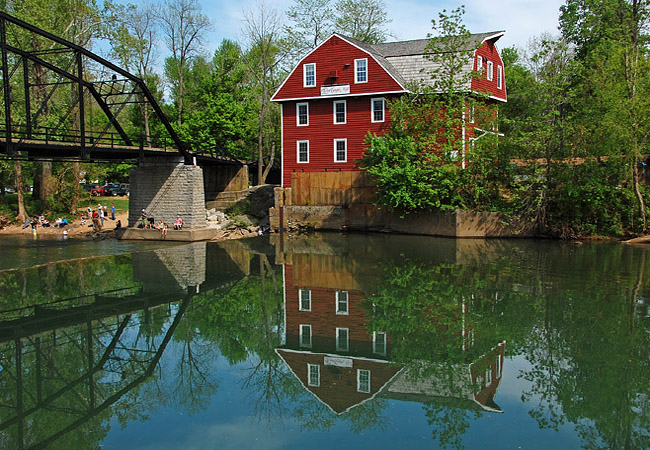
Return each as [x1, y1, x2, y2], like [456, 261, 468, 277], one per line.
[355, 58, 367, 83]
[487, 60, 493, 81]
[304, 63, 316, 87]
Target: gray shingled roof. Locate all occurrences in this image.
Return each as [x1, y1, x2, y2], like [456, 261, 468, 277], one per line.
[371, 31, 505, 57]
[337, 31, 505, 91]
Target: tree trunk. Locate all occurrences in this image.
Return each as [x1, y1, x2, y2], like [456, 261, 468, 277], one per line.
[261, 140, 275, 184]
[14, 159, 27, 222]
[69, 162, 81, 214]
[632, 160, 646, 232]
[33, 161, 53, 202]
[257, 82, 268, 186]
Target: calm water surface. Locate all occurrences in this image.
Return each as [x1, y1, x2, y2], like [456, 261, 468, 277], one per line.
[0, 233, 647, 449]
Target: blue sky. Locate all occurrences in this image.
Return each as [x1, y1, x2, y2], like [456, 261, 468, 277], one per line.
[196, 0, 565, 54]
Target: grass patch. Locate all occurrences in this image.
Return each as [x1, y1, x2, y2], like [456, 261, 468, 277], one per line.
[0, 193, 129, 222]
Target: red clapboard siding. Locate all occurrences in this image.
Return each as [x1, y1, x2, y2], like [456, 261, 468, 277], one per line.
[284, 264, 391, 355]
[282, 96, 392, 187]
[272, 35, 405, 101]
[472, 40, 507, 101]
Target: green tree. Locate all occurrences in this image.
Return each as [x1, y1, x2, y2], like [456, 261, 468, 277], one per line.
[333, 0, 390, 44]
[284, 0, 333, 62]
[158, 0, 210, 125]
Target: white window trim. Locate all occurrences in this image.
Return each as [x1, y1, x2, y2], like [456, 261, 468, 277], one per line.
[373, 331, 386, 355]
[497, 65, 502, 89]
[297, 140, 309, 164]
[496, 355, 502, 378]
[357, 369, 371, 393]
[334, 138, 347, 163]
[336, 290, 349, 315]
[477, 55, 483, 72]
[300, 324, 312, 348]
[485, 368, 492, 384]
[354, 58, 368, 84]
[303, 63, 316, 87]
[336, 327, 349, 352]
[298, 288, 311, 311]
[296, 102, 309, 126]
[487, 61, 493, 81]
[307, 363, 320, 387]
[469, 102, 475, 124]
[333, 100, 347, 124]
[371, 97, 385, 123]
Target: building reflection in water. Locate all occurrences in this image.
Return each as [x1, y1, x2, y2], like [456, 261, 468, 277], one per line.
[274, 237, 506, 416]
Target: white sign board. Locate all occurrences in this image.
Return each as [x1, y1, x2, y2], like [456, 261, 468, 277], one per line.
[324, 356, 353, 368]
[321, 84, 350, 96]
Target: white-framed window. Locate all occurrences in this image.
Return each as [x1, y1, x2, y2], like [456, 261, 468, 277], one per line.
[308, 364, 320, 386]
[497, 65, 503, 89]
[334, 139, 347, 163]
[304, 63, 316, 87]
[371, 97, 385, 123]
[373, 331, 386, 355]
[477, 55, 483, 72]
[296, 102, 309, 126]
[297, 140, 309, 163]
[355, 58, 367, 83]
[333, 100, 346, 124]
[299, 288, 311, 311]
[336, 327, 349, 352]
[487, 60, 493, 81]
[336, 290, 349, 315]
[469, 102, 475, 123]
[300, 324, 312, 347]
[496, 355, 502, 378]
[357, 369, 371, 393]
[485, 368, 492, 385]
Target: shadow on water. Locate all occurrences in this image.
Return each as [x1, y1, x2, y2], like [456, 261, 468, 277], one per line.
[0, 234, 647, 448]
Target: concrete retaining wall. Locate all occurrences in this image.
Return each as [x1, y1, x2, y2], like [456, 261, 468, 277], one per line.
[269, 171, 538, 238]
[129, 156, 207, 229]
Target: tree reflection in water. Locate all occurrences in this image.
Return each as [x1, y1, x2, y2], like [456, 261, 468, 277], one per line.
[0, 237, 647, 448]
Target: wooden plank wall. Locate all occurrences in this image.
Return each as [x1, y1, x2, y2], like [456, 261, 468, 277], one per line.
[290, 171, 377, 206]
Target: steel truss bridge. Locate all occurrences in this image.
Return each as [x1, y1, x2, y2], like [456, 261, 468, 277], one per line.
[0, 12, 227, 164]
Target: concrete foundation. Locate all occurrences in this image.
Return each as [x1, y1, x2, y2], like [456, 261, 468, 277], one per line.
[270, 172, 539, 238]
[117, 227, 220, 241]
[129, 156, 207, 229]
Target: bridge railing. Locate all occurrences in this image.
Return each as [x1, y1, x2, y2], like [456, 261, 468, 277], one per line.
[0, 123, 182, 154]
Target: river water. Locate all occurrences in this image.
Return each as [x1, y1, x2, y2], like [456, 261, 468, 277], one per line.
[0, 233, 647, 449]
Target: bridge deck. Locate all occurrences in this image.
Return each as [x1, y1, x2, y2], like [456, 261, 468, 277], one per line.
[0, 137, 178, 161]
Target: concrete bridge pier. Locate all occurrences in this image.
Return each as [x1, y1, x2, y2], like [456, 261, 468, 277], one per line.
[128, 156, 207, 229]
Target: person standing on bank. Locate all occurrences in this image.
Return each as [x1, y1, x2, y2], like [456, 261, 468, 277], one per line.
[111, 203, 115, 220]
[98, 204, 104, 227]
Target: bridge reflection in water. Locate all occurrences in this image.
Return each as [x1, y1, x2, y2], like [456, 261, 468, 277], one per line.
[0, 241, 250, 449]
[2, 234, 644, 448]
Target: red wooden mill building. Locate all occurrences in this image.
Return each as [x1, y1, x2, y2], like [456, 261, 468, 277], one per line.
[271, 31, 507, 188]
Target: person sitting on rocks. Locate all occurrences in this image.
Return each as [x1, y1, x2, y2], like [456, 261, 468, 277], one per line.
[139, 209, 147, 228]
[174, 215, 183, 230]
[159, 222, 168, 239]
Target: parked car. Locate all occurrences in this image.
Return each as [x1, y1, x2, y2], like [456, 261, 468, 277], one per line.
[117, 183, 130, 196]
[3, 187, 15, 194]
[103, 183, 120, 196]
[90, 185, 105, 196]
